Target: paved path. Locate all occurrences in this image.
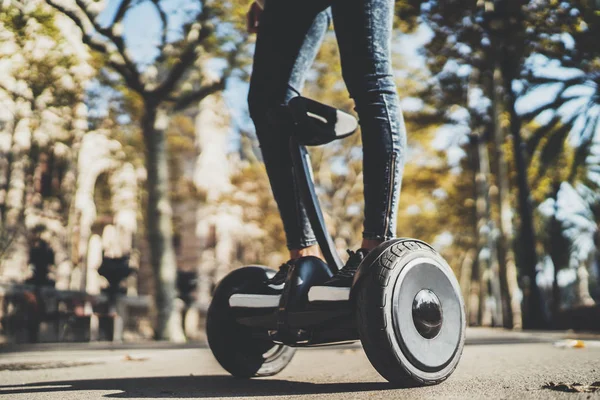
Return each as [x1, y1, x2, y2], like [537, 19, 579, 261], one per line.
[0, 329, 599, 399]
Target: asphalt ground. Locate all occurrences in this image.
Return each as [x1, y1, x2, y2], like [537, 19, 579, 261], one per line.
[0, 328, 599, 399]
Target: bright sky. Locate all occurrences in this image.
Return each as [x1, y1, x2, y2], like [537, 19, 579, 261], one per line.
[99, 0, 200, 65]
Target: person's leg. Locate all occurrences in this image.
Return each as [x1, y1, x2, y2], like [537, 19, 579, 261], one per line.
[331, 0, 406, 251]
[230, 4, 331, 308]
[248, 1, 330, 259]
[306, 0, 405, 303]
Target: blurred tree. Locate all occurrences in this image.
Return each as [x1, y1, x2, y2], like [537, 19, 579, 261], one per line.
[517, 0, 599, 316]
[518, 0, 598, 186]
[0, 1, 92, 274]
[486, 3, 537, 310]
[228, 159, 288, 265]
[167, 114, 197, 205]
[540, 179, 599, 310]
[415, 0, 567, 328]
[42, 0, 250, 341]
[567, 179, 600, 304]
[479, 0, 541, 328]
[411, 0, 516, 326]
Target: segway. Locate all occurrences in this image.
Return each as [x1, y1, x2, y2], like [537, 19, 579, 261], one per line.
[206, 96, 466, 386]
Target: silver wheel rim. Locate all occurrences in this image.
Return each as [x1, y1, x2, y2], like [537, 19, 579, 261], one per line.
[391, 257, 463, 372]
[262, 344, 287, 362]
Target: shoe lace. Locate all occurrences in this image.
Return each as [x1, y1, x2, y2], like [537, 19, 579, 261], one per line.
[336, 250, 365, 279]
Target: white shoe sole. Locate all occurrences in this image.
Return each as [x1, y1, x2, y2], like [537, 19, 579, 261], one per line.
[229, 294, 281, 308]
[308, 286, 351, 302]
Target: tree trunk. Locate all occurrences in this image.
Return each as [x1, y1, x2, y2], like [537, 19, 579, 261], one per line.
[501, 58, 547, 329]
[468, 67, 501, 326]
[575, 255, 595, 307]
[551, 249, 560, 322]
[548, 184, 565, 325]
[459, 250, 474, 307]
[490, 66, 521, 329]
[475, 131, 501, 326]
[467, 136, 484, 325]
[142, 104, 186, 342]
[470, 257, 483, 326]
[459, 248, 476, 323]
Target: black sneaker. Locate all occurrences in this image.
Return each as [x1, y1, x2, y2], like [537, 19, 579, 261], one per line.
[308, 249, 368, 302]
[228, 262, 292, 308]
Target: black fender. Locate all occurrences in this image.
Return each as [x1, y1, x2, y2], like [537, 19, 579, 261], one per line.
[211, 265, 275, 306]
[349, 238, 435, 302]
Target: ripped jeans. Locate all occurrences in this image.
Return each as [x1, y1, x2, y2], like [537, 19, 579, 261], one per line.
[248, 0, 406, 250]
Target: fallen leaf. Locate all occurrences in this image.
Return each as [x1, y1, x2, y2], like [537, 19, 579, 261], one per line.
[543, 382, 600, 393]
[123, 354, 149, 362]
[553, 339, 587, 348]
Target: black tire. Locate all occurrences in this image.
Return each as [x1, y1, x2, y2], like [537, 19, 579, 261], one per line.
[206, 266, 296, 378]
[355, 239, 466, 387]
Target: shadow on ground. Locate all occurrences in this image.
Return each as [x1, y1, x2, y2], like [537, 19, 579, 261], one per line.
[0, 375, 397, 398]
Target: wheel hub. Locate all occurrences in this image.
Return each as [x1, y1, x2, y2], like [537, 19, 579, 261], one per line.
[412, 289, 443, 339]
[392, 257, 463, 372]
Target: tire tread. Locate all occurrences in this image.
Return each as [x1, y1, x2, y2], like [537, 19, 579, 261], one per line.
[356, 240, 461, 387]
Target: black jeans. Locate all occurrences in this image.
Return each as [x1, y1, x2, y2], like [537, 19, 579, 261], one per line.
[248, 0, 406, 250]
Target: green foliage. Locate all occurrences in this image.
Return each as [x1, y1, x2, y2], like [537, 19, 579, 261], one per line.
[0, 1, 94, 270]
[525, 0, 599, 71]
[519, 0, 599, 258]
[1, 5, 80, 105]
[1, 3, 58, 38]
[395, 0, 428, 32]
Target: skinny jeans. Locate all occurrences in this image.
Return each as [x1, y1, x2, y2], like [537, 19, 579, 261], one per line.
[248, 0, 406, 250]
